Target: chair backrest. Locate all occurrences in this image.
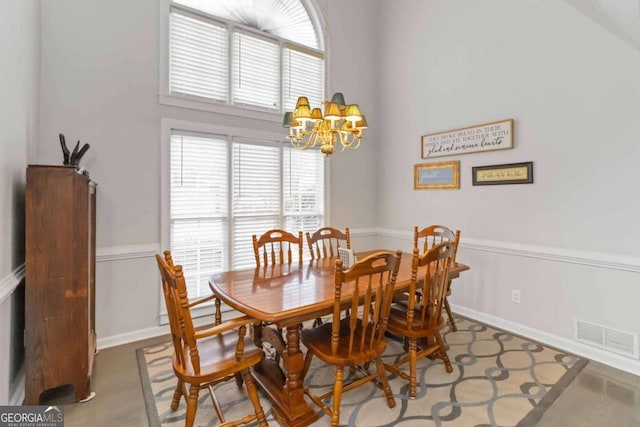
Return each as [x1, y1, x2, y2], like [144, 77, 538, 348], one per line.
[414, 225, 461, 262]
[155, 254, 201, 374]
[306, 227, 351, 260]
[252, 229, 303, 267]
[331, 250, 402, 358]
[404, 242, 455, 331]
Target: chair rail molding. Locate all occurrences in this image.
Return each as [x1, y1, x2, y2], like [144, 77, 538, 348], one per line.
[376, 228, 640, 273]
[0, 265, 25, 304]
[347, 227, 379, 238]
[96, 243, 159, 262]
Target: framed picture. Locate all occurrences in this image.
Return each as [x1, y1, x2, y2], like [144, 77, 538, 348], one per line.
[421, 119, 514, 159]
[472, 162, 533, 185]
[414, 161, 460, 190]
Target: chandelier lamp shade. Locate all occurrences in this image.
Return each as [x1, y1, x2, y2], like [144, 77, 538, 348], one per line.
[283, 92, 367, 155]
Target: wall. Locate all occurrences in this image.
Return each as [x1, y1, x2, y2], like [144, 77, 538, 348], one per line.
[37, 0, 378, 347]
[34, 0, 640, 376]
[0, 0, 40, 404]
[374, 0, 640, 374]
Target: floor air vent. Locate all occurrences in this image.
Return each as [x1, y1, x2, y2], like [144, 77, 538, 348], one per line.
[575, 320, 639, 359]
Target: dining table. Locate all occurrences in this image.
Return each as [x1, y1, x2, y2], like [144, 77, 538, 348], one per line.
[209, 250, 470, 427]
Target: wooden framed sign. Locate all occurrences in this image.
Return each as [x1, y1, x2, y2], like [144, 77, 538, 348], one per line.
[472, 161, 533, 185]
[421, 119, 514, 159]
[414, 161, 460, 190]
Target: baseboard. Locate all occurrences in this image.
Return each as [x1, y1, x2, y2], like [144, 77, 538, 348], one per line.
[9, 366, 25, 406]
[97, 325, 169, 350]
[452, 304, 640, 376]
[376, 228, 640, 272]
[97, 314, 218, 350]
[0, 265, 25, 305]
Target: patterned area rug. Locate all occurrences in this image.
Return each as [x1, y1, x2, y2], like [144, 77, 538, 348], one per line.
[137, 316, 588, 427]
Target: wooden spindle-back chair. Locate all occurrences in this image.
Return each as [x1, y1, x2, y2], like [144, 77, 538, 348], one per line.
[301, 250, 402, 427]
[384, 242, 455, 398]
[414, 225, 461, 331]
[155, 254, 268, 427]
[306, 227, 350, 260]
[252, 229, 303, 268]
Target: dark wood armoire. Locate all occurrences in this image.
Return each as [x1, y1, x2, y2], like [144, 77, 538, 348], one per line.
[24, 165, 97, 404]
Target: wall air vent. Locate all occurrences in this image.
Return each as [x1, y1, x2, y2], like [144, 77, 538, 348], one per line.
[575, 319, 639, 359]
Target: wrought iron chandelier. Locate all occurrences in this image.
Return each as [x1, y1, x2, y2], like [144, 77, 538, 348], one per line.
[283, 92, 367, 155]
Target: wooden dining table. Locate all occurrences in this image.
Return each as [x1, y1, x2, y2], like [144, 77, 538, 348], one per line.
[209, 251, 470, 427]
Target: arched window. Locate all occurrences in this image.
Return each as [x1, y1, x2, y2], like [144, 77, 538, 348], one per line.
[167, 0, 325, 114]
[162, 1, 327, 305]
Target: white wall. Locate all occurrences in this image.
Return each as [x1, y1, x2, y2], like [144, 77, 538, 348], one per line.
[37, 0, 379, 346]
[374, 0, 640, 373]
[33, 0, 640, 375]
[0, 0, 40, 404]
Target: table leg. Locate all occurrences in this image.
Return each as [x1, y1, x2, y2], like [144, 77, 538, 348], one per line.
[252, 324, 319, 427]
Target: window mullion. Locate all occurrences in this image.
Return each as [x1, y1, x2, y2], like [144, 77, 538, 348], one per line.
[226, 135, 233, 271]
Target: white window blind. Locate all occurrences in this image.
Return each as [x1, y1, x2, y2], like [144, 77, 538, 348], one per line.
[170, 133, 229, 297]
[283, 147, 324, 238]
[283, 46, 324, 112]
[167, 2, 325, 113]
[169, 130, 325, 298]
[169, 10, 228, 102]
[232, 141, 281, 269]
[232, 32, 280, 110]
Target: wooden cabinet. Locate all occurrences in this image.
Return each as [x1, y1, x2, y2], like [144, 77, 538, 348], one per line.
[25, 165, 97, 404]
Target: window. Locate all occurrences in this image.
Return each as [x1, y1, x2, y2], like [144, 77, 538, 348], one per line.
[169, 130, 325, 298]
[166, 0, 325, 113]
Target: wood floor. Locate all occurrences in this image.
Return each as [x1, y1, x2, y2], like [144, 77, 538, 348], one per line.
[42, 333, 640, 427]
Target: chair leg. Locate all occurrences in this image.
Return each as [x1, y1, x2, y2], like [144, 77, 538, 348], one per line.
[170, 379, 184, 411]
[408, 338, 418, 398]
[435, 332, 453, 373]
[185, 384, 199, 427]
[374, 357, 396, 409]
[302, 351, 314, 378]
[242, 369, 268, 427]
[331, 368, 344, 427]
[234, 372, 244, 388]
[444, 296, 457, 332]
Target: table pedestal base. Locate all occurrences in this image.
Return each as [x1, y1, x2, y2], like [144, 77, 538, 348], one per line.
[253, 359, 319, 427]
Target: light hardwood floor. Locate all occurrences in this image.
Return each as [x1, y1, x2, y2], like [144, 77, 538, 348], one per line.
[41, 333, 640, 427]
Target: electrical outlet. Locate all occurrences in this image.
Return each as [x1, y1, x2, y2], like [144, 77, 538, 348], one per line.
[511, 289, 521, 304]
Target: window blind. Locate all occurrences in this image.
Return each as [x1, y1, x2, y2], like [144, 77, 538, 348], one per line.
[283, 147, 324, 240]
[283, 46, 324, 112]
[232, 141, 281, 269]
[232, 32, 280, 110]
[169, 10, 228, 102]
[169, 132, 325, 298]
[170, 133, 228, 297]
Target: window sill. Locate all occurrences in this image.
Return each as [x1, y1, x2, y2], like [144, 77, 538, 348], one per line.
[159, 93, 283, 123]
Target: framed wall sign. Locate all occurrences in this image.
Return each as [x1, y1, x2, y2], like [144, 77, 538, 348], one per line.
[414, 161, 460, 190]
[421, 119, 514, 159]
[472, 162, 533, 185]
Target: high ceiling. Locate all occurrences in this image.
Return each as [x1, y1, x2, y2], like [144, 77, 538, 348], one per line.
[564, 0, 640, 51]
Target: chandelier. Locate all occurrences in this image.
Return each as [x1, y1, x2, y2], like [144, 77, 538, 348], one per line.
[283, 92, 367, 155]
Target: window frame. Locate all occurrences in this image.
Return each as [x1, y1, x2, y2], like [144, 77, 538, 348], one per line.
[158, 0, 328, 121]
[160, 118, 331, 322]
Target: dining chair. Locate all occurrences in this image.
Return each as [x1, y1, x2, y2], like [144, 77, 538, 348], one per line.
[384, 242, 455, 398]
[306, 226, 350, 260]
[301, 250, 402, 427]
[163, 250, 223, 325]
[253, 229, 303, 268]
[414, 225, 461, 331]
[155, 254, 268, 427]
[306, 226, 351, 327]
